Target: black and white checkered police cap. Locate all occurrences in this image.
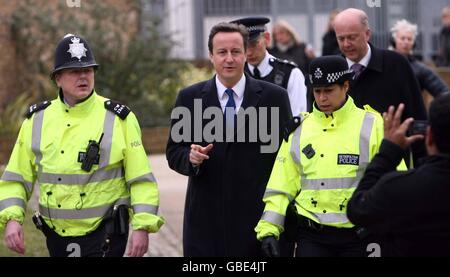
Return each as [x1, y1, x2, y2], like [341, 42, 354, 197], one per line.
[307, 56, 352, 87]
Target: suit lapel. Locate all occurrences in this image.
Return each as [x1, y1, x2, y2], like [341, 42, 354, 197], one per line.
[201, 76, 221, 109]
[200, 74, 263, 137]
[240, 73, 262, 110]
[237, 74, 262, 133]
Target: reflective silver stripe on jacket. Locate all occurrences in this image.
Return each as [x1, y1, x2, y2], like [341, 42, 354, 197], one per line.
[31, 110, 45, 168]
[99, 111, 116, 168]
[311, 212, 349, 224]
[133, 204, 158, 215]
[359, 112, 375, 166]
[261, 211, 285, 226]
[289, 115, 303, 164]
[0, 198, 26, 212]
[38, 167, 124, 185]
[1, 171, 33, 195]
[301, 112, 376, 191]
[301, 177, 359, 191]
[127, 173, 157, 186]
[39, 197, 130, 220]
[263, 189, 294, 202]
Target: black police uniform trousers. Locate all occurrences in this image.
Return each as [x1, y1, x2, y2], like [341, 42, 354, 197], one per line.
[41, 220, 128, 257]
[295, 217, 367, 257]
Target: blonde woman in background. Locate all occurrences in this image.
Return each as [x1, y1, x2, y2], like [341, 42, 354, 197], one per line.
[269, 20, 315, 74]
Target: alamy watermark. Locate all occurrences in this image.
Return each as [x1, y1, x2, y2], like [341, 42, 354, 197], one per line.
[367, 243, 381, 257]
[67, 0, 81, 8]
[170, 99, 280, 153]
[366, 0, 381, 8]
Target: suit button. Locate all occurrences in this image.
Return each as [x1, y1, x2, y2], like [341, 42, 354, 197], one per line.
[58, 204, 61, 208]
[58, 178, 62, 181]
[320, 154, 324, 158]
[323, 210, 327, 213]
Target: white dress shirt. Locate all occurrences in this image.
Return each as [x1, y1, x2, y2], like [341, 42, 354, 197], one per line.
[346, 43, 372, 68]
[216, 74, 246, 113]
[247, 52, 307, 116]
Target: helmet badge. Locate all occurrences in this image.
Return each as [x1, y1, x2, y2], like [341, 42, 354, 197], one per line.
[314, 68, 323, 79]
[67, 37, 87, 61]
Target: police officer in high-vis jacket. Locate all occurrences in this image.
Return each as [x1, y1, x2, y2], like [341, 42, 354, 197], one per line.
[255, 56, 405, 257]
[0, 34, 164, 257]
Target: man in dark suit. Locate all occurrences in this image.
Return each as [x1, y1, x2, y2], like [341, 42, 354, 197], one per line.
[166, 22, 291, 256]
[333, 8, 427, 168]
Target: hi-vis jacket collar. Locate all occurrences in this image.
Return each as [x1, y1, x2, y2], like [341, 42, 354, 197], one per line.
[312, 96, 357, 125]
[58, 89, 97, 115]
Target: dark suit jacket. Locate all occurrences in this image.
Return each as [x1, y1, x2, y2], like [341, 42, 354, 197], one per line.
[348, 140, 450, 256]
[349, 44, 427, 167]
[348, 44, 426, 121]
[166, 74, 291, 257]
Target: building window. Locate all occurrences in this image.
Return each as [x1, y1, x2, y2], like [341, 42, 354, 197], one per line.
[314, 0, 337, 13]
[204, 0, 271, 15]
[277, 0, 307, 14]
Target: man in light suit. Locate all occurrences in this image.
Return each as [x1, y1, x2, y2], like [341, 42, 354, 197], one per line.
[166, 22, 291, 256]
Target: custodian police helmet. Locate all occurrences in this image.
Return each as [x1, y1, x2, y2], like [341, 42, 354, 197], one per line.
[307, 56, 352, 87]
[230, 17, 270, 41]
[51, 34, 99, 79]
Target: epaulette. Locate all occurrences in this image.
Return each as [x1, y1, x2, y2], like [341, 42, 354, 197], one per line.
[363, 104, 383, 120]
[269, 57, 298, 68]
[363, 104, 379, 114]
[283, 116, 302, 142]
[104, 100, 131, 120]
[25, 101, 51, 119]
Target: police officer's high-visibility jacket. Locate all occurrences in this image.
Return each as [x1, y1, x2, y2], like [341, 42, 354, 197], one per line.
[255, 96, 404, 240]
[0, 91, 164, 236]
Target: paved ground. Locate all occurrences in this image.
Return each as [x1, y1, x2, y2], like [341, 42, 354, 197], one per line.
[146, 154, 186, 257]
[28, 154, 187, 257]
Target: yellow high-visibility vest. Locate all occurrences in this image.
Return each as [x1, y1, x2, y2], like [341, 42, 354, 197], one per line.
[0, 91, 164, 236]
[255, 96, 405, 240]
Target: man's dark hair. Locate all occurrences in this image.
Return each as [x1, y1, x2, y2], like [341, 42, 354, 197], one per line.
[208, 22, 249, 54]
[429, 93, 450, 153]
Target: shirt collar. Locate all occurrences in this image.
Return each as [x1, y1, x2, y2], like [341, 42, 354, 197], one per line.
[246, 51, 271, 77]
[216, 74, 246, 101]
[347, 43, 371, 68]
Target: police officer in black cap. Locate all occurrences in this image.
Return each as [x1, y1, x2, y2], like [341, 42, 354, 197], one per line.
[255, 56, 399, 257]
[230, 17, 307, 116]
[0, 34, 164, 257]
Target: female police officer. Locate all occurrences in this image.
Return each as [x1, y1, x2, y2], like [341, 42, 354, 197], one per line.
[0, 34, 164, 257]
[255, 56, 403, 257]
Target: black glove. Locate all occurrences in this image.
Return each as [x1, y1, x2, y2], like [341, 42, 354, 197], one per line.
[261, 236, 280, 257]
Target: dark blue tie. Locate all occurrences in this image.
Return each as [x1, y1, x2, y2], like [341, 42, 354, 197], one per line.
[224, 88, 236, 127]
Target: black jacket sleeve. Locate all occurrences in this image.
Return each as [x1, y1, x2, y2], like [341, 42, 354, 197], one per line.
[347, 140, 406, 233]
[398, 57, 428, 167]
[414, 61, 449, 97]
[165, 90, 199, 177]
